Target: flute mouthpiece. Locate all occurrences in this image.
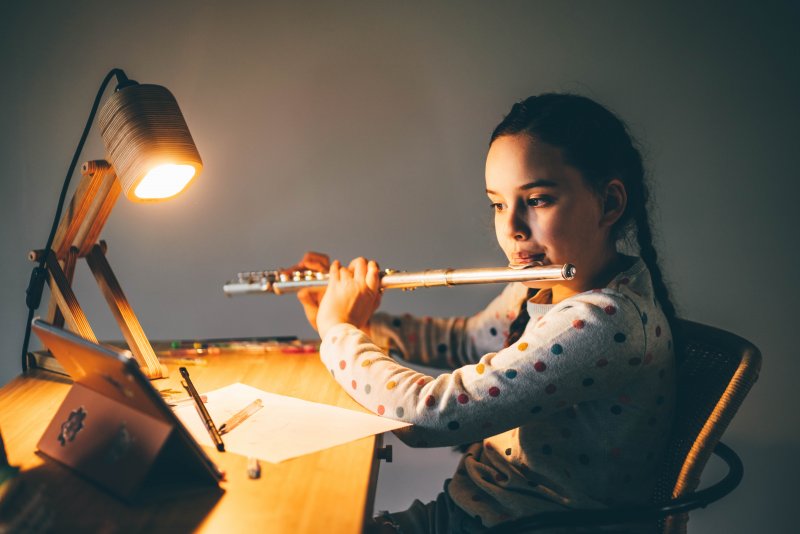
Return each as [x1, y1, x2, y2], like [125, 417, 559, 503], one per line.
[507, 261, 544, 270]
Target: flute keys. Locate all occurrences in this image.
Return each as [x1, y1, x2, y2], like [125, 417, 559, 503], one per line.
[290, 270, 318, 281]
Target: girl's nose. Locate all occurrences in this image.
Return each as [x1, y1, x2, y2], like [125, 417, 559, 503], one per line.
[509, 202, 531, 241]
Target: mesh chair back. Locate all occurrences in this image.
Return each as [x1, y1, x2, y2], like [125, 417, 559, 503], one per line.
[650, 319, 761, 533]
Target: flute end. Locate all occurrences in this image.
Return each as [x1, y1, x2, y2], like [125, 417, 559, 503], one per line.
[563, 264, 577, 280]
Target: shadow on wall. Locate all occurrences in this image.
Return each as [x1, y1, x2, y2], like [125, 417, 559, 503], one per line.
[374, 431, 462, 514]
[688, 439, 796, 534]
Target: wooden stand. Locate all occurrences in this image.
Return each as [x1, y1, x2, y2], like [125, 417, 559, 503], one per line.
[28, 160, 167, 379]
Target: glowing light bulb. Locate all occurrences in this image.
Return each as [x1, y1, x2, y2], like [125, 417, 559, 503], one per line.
[133, 164, 196, 200]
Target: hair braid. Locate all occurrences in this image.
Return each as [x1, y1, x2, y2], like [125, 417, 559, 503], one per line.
[634, 205, 681, 354]
[621, 142, 681, 354]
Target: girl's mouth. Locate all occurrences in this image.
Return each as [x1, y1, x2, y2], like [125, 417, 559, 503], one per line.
[509, 252, 546, 269]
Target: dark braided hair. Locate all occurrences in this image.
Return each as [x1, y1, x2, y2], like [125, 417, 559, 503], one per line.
[496, 94, 678, 348]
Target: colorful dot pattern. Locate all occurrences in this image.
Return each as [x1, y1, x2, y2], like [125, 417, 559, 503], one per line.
[320, 259, 675, 526]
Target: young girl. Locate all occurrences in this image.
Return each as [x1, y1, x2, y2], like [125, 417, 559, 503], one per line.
[294, 93, 677, 533]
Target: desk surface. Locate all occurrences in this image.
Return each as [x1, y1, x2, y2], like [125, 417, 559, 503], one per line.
[0, 349, 381, 533]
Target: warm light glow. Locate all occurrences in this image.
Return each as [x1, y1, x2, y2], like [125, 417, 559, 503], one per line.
[133, 164, 196, 200]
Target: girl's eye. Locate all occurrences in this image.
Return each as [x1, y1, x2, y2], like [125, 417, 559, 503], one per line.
[527, 196, 552, 208]
[489, 202, 505, 212]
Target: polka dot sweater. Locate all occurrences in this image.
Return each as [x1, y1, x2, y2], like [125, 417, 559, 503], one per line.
[319, 257, 676, 528]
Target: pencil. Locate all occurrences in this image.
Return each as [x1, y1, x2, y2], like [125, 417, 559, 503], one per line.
[219, 398, 264, 435]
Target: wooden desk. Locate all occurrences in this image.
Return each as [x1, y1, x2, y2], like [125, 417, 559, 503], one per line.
[0, 349, 384, 533]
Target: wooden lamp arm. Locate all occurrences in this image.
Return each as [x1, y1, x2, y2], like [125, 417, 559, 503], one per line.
[28, 160, 167, 379]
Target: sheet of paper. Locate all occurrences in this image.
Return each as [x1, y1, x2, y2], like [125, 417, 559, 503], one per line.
[173, 383, 410, 463]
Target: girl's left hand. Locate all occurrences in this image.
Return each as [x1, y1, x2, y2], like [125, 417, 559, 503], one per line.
[316, 257, 382, 339]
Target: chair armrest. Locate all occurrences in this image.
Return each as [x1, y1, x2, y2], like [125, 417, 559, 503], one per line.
[484, 442, 743, 533]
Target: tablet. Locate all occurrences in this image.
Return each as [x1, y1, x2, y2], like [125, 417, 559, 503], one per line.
[31, 318, 222, 501]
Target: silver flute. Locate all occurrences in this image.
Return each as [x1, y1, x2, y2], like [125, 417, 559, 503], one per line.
[223, 263, 576, 296]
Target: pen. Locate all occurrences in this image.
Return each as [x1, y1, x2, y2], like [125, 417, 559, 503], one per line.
[164, 347, 220, 357]
[179, 367, 225, 452]
[169, 336, 298, 349]
[160, 355, 210, 365]
[219, 398, 264, 435]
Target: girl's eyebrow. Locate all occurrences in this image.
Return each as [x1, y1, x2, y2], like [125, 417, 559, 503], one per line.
[486, 179, 558, 195]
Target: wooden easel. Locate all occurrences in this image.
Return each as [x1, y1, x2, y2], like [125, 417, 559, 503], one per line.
[29, 160, 167, 379]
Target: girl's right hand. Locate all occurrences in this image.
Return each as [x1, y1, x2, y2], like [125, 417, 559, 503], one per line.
[315, 258, 382, 339]
[287, 252, 331, 331]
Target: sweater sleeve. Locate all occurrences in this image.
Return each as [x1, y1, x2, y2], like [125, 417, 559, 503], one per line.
[319, 288, 648, 448]
[368, 283, 530, 368]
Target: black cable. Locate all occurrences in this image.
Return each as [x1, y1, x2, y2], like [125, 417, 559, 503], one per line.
[20, 68, 134, 372]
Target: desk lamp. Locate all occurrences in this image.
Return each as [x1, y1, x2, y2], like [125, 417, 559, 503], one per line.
[22, 69, 202, 379]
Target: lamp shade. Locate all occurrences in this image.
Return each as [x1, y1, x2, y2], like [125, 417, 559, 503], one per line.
[98, 84, 202, 202]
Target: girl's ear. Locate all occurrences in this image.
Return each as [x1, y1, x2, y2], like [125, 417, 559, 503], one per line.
[600, 178, 627, 228]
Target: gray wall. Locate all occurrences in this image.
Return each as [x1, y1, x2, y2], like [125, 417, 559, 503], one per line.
[1, 1, 797, 532]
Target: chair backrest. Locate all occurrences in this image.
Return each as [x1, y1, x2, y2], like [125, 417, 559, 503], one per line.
[651, 319, 761, 533]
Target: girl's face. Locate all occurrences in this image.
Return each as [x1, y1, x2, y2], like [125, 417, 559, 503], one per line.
[485, 134, 621, 296]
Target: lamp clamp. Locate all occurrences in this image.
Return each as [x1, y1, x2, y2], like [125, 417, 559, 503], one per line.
[111, 68, 138, 91]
